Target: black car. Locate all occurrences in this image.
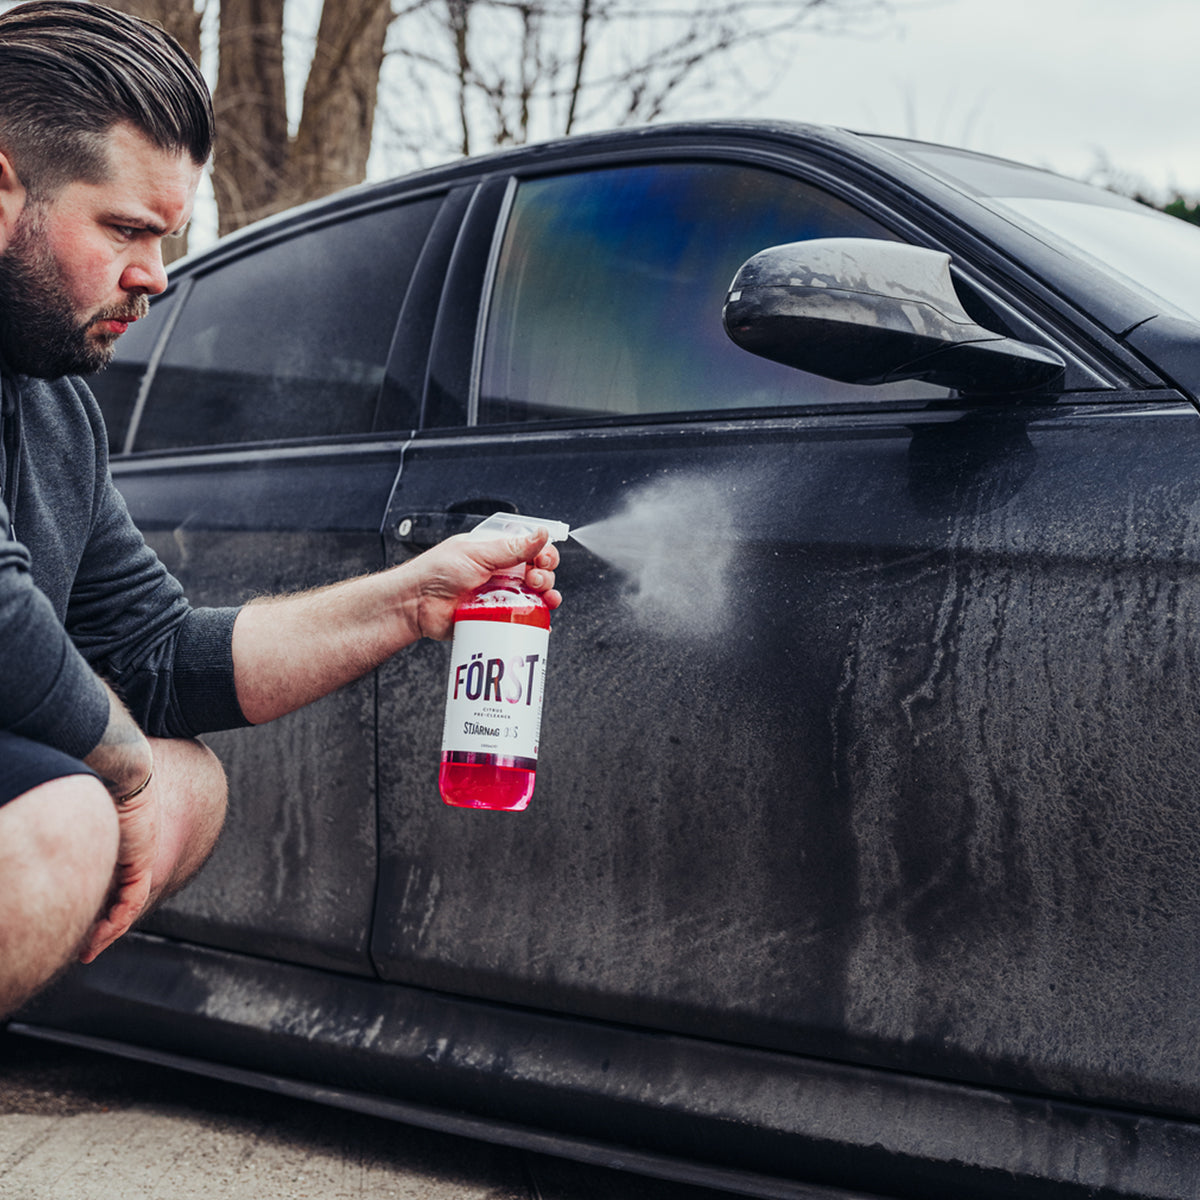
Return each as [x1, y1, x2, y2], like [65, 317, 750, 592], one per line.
[14, 120, 1200, 1199]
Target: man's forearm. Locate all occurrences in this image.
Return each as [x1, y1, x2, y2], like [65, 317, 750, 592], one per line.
[231, 568, 417, 726]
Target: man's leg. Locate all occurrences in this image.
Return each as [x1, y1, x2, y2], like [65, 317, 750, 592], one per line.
[0, 772, 119, 1017]
[144, 735, 228, 906]
[1, 734, 228, 1014]
[79, 736, 229, 963]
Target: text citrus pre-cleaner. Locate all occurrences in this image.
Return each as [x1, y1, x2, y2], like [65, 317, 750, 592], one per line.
[439, 513, 569, 811]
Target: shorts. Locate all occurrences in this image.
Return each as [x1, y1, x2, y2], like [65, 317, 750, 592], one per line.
[0, 731, 99, 806]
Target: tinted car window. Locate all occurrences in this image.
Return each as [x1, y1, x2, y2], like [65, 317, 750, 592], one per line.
[134, 198, 440, 451]
[479, 162, 925, 424]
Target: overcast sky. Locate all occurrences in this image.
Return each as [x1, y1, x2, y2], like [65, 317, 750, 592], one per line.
[189, 0, 1198, 247]
[731, 0, 1199, 197]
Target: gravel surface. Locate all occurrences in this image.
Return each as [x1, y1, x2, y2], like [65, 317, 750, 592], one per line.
[0, 1029, 734, 1200]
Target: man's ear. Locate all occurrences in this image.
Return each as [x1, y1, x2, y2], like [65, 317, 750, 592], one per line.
[0, 149, 28, 250]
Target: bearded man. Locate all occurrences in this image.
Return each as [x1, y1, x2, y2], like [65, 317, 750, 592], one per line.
[0, 0, 560, 1017]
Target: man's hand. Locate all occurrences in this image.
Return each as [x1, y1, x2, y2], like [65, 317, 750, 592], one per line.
[78, 774, 159, 963]
[75, 684, 159, 961]
[401, 526, 562, 642]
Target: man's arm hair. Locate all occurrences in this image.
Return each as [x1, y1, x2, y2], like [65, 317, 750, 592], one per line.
[83, 682, 154, 801]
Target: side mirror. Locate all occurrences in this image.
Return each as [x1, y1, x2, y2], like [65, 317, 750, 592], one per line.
[723, 238, 1065, 395]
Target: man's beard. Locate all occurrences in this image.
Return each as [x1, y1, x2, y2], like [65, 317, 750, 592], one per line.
[0, 206, 148, 379]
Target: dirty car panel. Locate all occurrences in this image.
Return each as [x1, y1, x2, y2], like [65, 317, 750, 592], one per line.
[15, 122, 1200, 1198]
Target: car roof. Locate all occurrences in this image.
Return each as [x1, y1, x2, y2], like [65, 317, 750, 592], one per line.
[172, 118, 1167, 337]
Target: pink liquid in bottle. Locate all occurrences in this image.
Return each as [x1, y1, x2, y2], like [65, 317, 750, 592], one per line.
[439, 576, 552, 811]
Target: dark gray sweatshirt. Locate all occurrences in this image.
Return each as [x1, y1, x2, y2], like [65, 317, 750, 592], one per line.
[0, 363, 247, 761]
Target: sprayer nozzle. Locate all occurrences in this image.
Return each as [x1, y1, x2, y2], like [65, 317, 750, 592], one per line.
[470, 512, 570, 544]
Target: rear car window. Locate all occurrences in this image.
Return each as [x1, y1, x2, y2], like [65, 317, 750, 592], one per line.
[132, 197, 440, 451]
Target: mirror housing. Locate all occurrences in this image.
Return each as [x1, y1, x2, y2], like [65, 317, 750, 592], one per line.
[723, 238, 1065, 395]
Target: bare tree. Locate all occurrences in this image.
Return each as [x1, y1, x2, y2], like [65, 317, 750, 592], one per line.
[208, 0, 287, 236]
[96, 0, 896, 239]
[210, 0, 392, 235]
[285, 0, 392, 216]
[377, 0, 896, 167]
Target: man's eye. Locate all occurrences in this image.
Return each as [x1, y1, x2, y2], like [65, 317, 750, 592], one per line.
[112, 225, 140, 240]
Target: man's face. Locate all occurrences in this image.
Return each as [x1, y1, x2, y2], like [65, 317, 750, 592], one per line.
[0, 123, 202, 378]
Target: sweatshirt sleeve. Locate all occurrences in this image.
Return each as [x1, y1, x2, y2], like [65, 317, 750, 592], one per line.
[55, 382, 250, 739]
[1, 375, 249, 754]
[66, 467, 250, 739]
[0, 501, 111, 759]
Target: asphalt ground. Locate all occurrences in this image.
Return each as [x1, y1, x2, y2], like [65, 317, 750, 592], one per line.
[0, 1028, 739, 1200]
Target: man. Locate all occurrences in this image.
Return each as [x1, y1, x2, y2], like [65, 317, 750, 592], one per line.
[0, 1, 560, 1017]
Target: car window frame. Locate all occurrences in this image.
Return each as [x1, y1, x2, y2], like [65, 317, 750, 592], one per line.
[374, 184, 475, 434]
[119, 277, 192, 455]
[418, 140, 1149, 437]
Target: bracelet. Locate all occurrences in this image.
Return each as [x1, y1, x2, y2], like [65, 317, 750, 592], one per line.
[115, 769, 154, 805]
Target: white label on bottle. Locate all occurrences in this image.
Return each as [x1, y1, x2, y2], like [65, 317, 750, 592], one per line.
[441, 619, 550, 761]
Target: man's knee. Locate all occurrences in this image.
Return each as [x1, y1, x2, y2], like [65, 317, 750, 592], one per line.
[189, 740, 228, 859]
[3, 774, 118, 897]
[147, 738, 228, 898]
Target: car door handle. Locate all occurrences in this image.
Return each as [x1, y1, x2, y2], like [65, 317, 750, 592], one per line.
[392, 510, 504, 549]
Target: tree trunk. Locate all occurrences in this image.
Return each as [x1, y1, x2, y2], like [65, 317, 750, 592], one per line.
[211, 0, 289, 236]
[282, 0, 392, 212]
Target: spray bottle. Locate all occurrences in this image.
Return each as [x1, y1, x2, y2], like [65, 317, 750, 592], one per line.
[439, 512, 570, 811]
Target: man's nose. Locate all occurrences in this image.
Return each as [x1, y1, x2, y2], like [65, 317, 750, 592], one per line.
[120, 244, 168, 295]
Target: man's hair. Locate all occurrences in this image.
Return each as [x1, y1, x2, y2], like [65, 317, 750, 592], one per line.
[0, 0, 214, 199]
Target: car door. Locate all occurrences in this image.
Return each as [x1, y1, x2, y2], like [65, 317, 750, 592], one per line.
[368, 137, 1200, 1121]
[104, 194, 442, 973]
